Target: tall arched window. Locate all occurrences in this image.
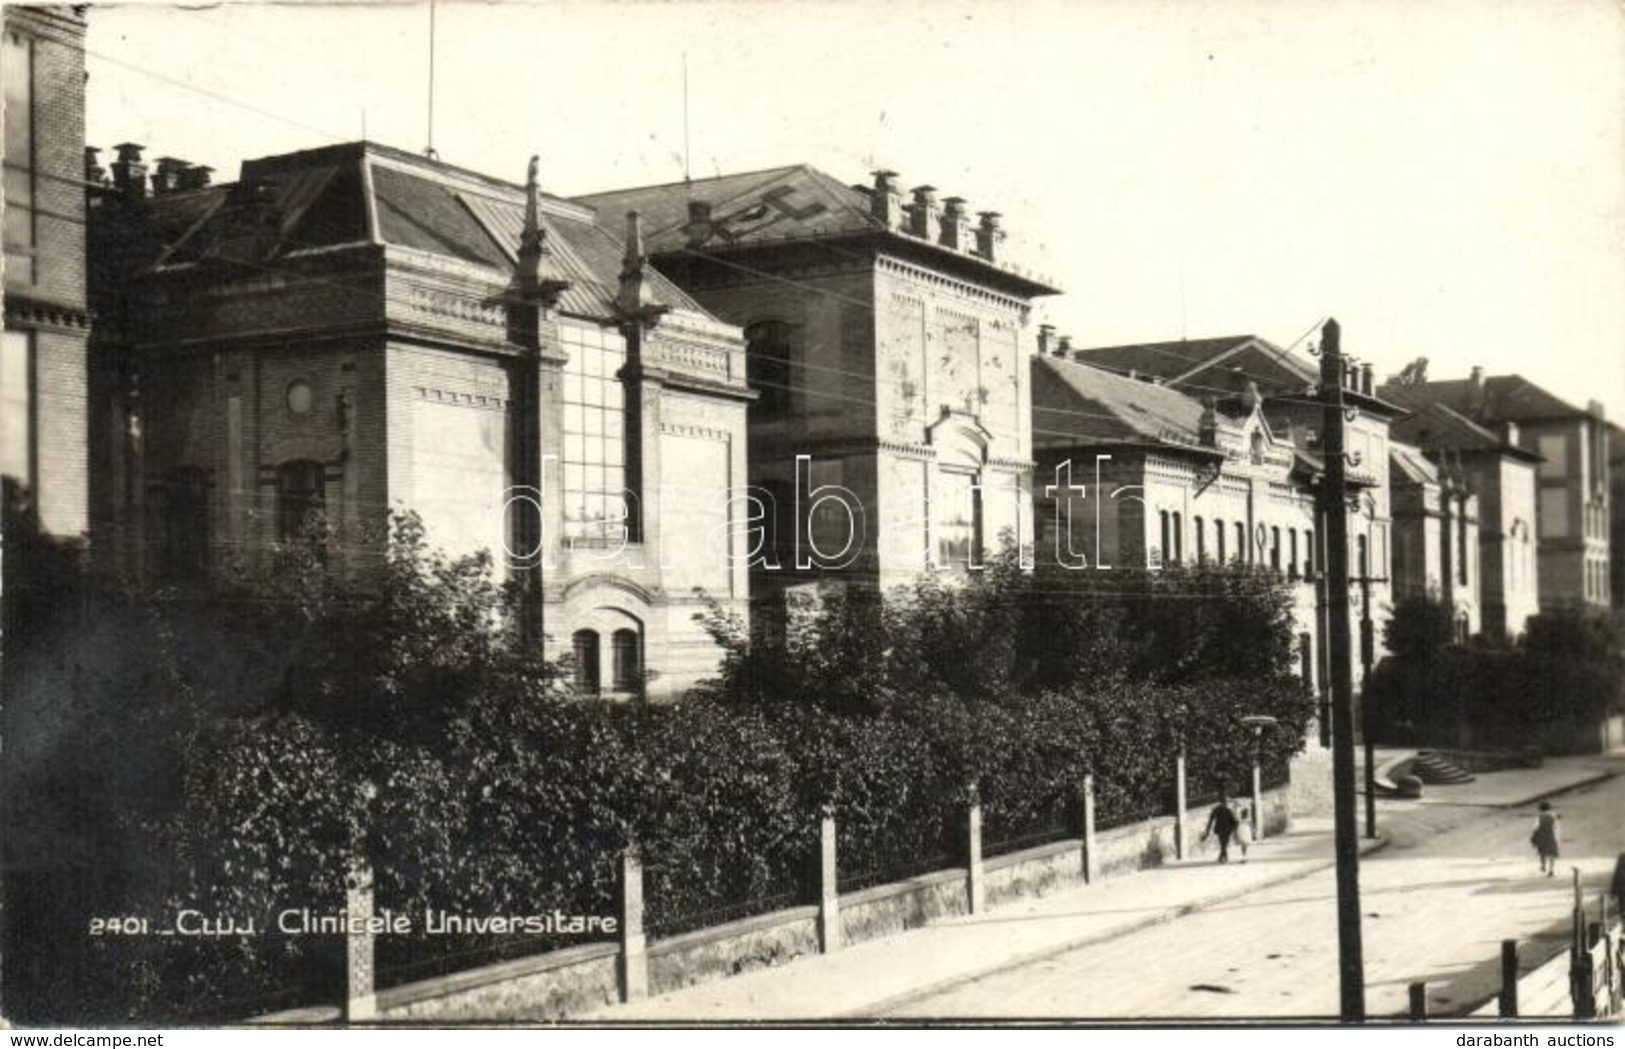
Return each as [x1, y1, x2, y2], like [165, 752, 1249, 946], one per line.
[1235, 522, 1246, 564]
[1356, 534, 1369, 579]
[1158, 510, 1170, 567]
[572, 629, 601, 694]
[1269, 527, 1281, 572]
[276, 460, 326, 543]
[612, 628, 642, 692]
[1194, 516, 1205, 563]
[746, 320, 794, 418]
[1289, 529, 1300, 579]
[1171, 512, 1183, 564]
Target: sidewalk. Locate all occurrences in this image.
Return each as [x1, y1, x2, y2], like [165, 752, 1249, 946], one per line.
[587, 753, 1618, 1022]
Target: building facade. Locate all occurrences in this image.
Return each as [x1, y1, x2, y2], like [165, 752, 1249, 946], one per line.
[1389, 441, 1482, 640]
[577, 168, 1058, 604]
[1031, 351, 1333, 693]
[1381, 369, 1609, 613]
[1379, 386, 1541, 639]
[1060, 333, 1402, 680]
[88, 142, 752, 698]
[3, 5, 89, 538]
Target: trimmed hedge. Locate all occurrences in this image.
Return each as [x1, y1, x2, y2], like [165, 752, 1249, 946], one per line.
[4, 511, 1310, 1023]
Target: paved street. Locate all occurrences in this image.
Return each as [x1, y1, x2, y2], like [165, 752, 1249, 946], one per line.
[589, 753, 1624, 1022]
[883, 760, 1625, 1020]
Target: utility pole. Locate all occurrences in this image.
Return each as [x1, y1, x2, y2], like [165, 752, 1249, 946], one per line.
[1317, 317, 1366, 1023]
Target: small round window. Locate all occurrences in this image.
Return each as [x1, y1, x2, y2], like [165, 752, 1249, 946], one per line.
[286, 380, 314, 416]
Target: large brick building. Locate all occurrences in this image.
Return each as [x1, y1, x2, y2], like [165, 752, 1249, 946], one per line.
[1031, 347, 1337, 693]
[3, 5, 89, 538]
[1380, 370, 1610, 612]
[577, 168, 1059, 603]
[1380, 387, 1541, 639]
[1388, 441, 1483, 640]
[1055, 333, 1403, 685]
[88, 141, 753, 698]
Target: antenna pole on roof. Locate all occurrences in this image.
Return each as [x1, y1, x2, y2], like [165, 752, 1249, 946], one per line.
[683, 52, 691, 185]
[424, 0, 438, 159]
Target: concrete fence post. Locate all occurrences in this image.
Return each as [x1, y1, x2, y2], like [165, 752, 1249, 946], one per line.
[1081, 774, 1098, 884]
[1251, 759, 1264, 842]
[1174, 749, 1188, 860]
[818, 807, 840, 953]
[1408, 981, 1427, 1021]
[619, 846, 648, 1002]
[1500, 939, 1519, 1018]
[344, 852, 377, 1023]
[966, 785, 985, 915]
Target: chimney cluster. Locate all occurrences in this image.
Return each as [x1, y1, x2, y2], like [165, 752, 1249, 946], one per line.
[1337, 359, 1374, 396]
[870, 170, 1008, 264]
[98, 143, 212, 199]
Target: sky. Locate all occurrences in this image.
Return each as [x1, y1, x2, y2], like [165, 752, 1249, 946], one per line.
[82, 0, 1625, 414]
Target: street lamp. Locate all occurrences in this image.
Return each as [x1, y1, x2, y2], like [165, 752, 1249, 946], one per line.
[1239, 714, 1278, 842]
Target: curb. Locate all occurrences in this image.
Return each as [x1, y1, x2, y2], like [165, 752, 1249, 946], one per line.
[845, 833, 1391, 1019]
[1491, 769, 1615, 809]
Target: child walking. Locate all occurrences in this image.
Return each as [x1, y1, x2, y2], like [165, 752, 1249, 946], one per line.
[1531, 801, 1560, 876]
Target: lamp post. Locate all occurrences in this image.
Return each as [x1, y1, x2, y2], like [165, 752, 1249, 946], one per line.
[1240, 715, 1278, 841]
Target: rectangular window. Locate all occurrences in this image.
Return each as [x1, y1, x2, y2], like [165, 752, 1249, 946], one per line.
[1538, 488, 1570, 538]
[560, 325, 629, 541]
[1537, 434, 1567, 478]
[0, 330, 30, 486]
[935, 469, 980, 569]
[3, 30, 35, 285]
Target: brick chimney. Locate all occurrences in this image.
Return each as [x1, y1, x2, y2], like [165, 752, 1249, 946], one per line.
[177, 165, 214, 191]
[1359, 362, 1374, 396]
[870, 170, 903, 228]
[111, 143, 147, 200]
[1467, 365, 1486, 416]
[152, 157, 188, 195]
[684, 199, 714, 247]
[1199, 399, 1218, 447]
[84, 147, 106, 186]
[1056, 335, 1073, 358]
[907, 185, 938, 239]
[975, 211, 1003, 262]
[939, 196, 971, 251]
[1037, 323, 1055, 356]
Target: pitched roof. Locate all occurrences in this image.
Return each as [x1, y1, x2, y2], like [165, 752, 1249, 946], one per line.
[1067, 334, 1319, 395]
[576, 164, 1060, 297]
[1380, 374, 1596, 424]
[1389, 442, 1441, 487]
[143, 141, 709, 321]
[1031, 354, 1212, 451]
[1381, 385, 1544, 461]
[577, 164, 876, 252]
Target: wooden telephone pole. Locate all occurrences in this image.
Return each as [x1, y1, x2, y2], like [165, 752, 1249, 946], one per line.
[1317, 318, 1367, 1023]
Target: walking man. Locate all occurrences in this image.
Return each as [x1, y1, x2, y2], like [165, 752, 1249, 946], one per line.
[1203, 795, 1240, 864]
